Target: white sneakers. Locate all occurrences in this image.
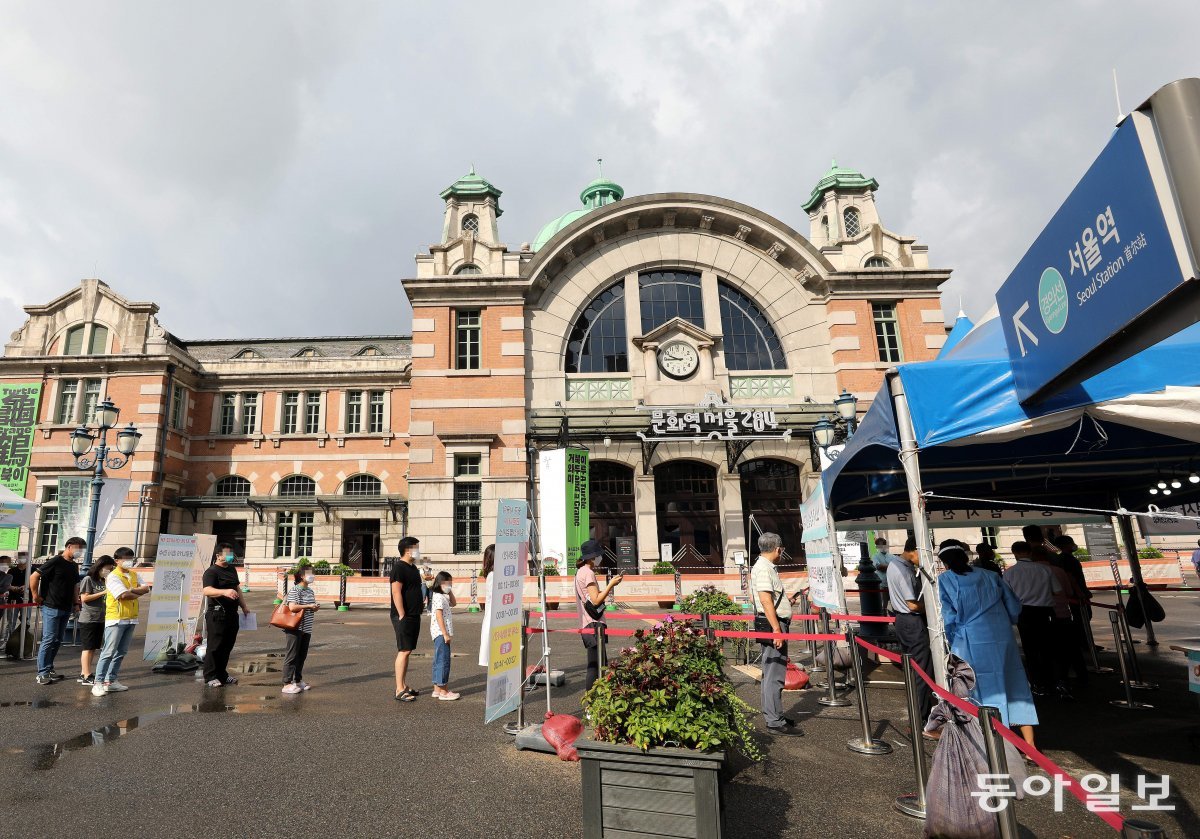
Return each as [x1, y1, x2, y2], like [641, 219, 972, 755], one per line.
[90, 681, 129, 696]
[91, 684, 106, 697]
[297, 681, 311, 691]
[282, 683, 302, 694]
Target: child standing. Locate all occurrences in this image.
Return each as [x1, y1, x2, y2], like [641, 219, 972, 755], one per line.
[429, 571, 459, 701]
[282, 567, 320, 695]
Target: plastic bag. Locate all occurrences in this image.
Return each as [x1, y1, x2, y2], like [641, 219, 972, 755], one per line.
[784, 661, 809, 691]
[542, 711, 583, 762]
[815, 645, 850, 672]
[923, 717, 999, 839]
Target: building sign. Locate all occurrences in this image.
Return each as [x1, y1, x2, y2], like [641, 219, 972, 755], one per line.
[996, 102, 1197, 403]
[143, 533, 214, 660]
[800, 477, 846, 612]
[1138, 503, 1200, 537]
[638, 407, 792, 442]
[0, 383, 42, 551]
[55, 476, 130, 554]
[614, 536, 636, 573]
[484, 499, 529, 724]
[1082, 521, 1122, 562]
[836, 508, 1103, 530]
[538, 448, 589, 571]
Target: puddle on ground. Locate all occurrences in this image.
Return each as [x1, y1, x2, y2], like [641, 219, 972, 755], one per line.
[4, 701, 285, 769]
[234, 661, 280, 674]
[0, 699, 61, 709]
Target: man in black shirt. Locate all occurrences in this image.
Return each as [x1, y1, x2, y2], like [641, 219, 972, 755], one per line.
[391, 536, 425, 702]
[201, 543, 250, 687]
[30, 537, 85, 684]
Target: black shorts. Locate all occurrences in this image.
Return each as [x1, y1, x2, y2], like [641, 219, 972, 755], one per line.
[392, 615, 420, 652]
[79, 622, 104, 651]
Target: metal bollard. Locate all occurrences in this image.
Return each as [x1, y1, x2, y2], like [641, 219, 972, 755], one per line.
[596, 622, 608, 671]
[978, 706, 1019, 839]
[798, 591, 821, 671]
[1116, 606, 1158, 690]
[701, 613, 713, 643]
[1080, 605, 1113, 674]
[505, 609, 530, 735]
[1108, 610, 1152, 710]
[845, 628, 891, 755]
[894, 653, 929, 819]
[1121, 818, 1169, 838]
[816, 609, 850, 703]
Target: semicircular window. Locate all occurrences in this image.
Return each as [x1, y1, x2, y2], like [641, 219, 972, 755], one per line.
[718, 282, 786, 370]
[565, 281, 628, 373]
[278, 476, 317, 497]
[639, 270, 704, 333]
[213, 476, 251, 497]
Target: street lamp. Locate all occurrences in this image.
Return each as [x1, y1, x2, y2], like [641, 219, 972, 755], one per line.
[834, 389, 859, 435]
[812, 417, 836, 450]
[71, 398, 141, 571]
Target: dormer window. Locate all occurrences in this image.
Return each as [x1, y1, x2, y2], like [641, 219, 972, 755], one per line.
[356, 346, 383, 356]
[233, 349, 262, 359]
[454, 264, 482, 275]
[461, 214, 479, 236]
[294, 347, 321, 358]
[843, 207, 861, 239]
[62, 323, 110, 356]
[864, 256, 891, 268]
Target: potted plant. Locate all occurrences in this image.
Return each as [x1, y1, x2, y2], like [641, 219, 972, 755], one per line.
[578, 617, 760, 838]
[679, 585, 749, 663]
[652, 560, 678, 608]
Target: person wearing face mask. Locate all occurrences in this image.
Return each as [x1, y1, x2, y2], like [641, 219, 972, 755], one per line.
[77, 555, 116, 686]
[428, 571, 460, 700]
[30, 536, 86, 685]
[92, 547, 152, 695]
[281, 565, 320, 694]
[0, 558, 12, 651]
[201, 543, 250, 688]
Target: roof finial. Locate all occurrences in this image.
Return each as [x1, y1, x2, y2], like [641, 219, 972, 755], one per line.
[597, 157, 604, 178]
[831, 158, 837, 169]
[469, 163, 476, 175]
[957, 295, 966, 319]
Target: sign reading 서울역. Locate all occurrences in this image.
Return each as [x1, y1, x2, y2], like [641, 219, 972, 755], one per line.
[0, 383, 43, 550]
[996, 112, 1195, 403]
[485, 499, 530, 723]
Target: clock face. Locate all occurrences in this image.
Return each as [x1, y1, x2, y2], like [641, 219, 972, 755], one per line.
[659, 341, 699, 379]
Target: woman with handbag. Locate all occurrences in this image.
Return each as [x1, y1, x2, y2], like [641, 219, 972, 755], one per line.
[574, 539, 622, 691]
[279, 566, 320, 694]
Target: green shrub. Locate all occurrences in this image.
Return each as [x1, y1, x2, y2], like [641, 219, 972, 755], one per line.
[1137, 547, 1164, 559]
[680, 585, 748, 660]
[312, 560, 332, 574]
[329, 563, 356, 576]
[652, 561, 677, 574]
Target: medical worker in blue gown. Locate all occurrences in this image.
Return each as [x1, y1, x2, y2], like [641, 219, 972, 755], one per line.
[937, 543, 1040, 748]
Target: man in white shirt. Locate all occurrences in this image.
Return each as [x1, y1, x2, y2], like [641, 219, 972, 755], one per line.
[872, 537, 897, 592]
[751, 532, 796, 734]
[1003, 541, 1061, 697]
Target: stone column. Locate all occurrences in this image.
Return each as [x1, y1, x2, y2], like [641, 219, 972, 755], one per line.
[634, 472, 659, 566]
[718, 470, 746, 567]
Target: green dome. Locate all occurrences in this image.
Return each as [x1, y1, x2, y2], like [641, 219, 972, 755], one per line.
[532, 175, 625, 252]
[801, 160, 879, 212]
[440, 166, 503, 215]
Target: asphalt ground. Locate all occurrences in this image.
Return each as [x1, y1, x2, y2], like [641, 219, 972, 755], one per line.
[0, 587, 1197, 839]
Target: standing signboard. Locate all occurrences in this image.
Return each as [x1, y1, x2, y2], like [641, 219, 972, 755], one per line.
[614, 536, 637, 574]
[143, 533, 214, 659]
[55, 476, 130, 553]
[0, 383, 42, 551]
[484, 499, 529, 723]
[1082, 521, 1122, 562]
[538, 448, 590, 571]
[800, 477, 846, 612]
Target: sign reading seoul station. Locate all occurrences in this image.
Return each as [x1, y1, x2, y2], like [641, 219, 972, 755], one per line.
[997, 78, 1200, 403]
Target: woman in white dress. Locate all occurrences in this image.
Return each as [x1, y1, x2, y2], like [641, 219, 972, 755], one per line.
[478, 544, 495, 667]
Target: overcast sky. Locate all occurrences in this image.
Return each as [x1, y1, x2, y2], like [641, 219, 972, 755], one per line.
[1, 1, 1197, 342]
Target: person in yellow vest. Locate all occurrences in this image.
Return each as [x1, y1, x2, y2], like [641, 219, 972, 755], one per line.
[91, 547, 152, 696]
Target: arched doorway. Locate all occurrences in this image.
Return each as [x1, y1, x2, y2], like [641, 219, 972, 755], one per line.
[655, 460, 723, 570]
[589, 461, 636, 564]
[739, 459, 804, 567]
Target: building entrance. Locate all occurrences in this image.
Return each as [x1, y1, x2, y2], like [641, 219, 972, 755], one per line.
[739, 459, 804, 566]
[655, 460, 723, 570]
[589, 461, 636, 564]
[342, 519, 381, 574]
[212, 520, 247, 559]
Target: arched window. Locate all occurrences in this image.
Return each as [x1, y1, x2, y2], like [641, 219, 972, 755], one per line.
[565, 281, 628, 373]
[343, 474, 382, 496]
[454, 264, 482, 275]
[843, 207, 861, 239]
[461, 214, 479, 235]
[62, 324, 109, 355]
[864, 256, 890, 268]
[355, 346, 382, 356]
[739, 459, 803, 563]
[213, 476, 251, 498]
[293, 347, 321, 358]
[233, 349, 262, 359]
[820, 215, 830, 242]
[718, 282, 786, 370]
[278, 476, 317, 497]
[63, 325, 86, 355]
[639, 270, 704, 332]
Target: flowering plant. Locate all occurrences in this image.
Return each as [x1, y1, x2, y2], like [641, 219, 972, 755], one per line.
[583, 617, 761, 759]
[680, 585, 749, 661]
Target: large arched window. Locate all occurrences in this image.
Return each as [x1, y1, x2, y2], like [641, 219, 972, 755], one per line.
[718, 282, 786, 370]
[843, 207, 862, 238]
[62, 323, 110, 356]
[639, 270, 704, 332]
[565, 281, 628, 373]
[278, 476, 317, 497]
[343, 474, 382, 496]
[213, 476, 251, 497]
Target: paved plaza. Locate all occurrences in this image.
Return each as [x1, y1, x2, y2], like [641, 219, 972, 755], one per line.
[2, 590, 1198, 838]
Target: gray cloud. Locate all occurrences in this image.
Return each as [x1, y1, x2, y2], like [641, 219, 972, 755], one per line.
[1, 0, 1197, 342]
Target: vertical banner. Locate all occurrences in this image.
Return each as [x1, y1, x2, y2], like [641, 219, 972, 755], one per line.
[143, 533, 215, 659]
[484, 499, 529, 723]
[800, 477, 846, 612]
[537, 448, 590, 571]
[0, 383, 42, 551]
[56, 477, 130, 553]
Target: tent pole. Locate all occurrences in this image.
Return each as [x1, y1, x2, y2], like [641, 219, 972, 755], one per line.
[888, 373, 949, 687]
[1111, 495, 1157, 647]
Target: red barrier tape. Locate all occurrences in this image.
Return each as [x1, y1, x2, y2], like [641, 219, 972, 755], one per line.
[833, 613, 897, 624]
[715, 629, 845, 643]
[0, 602, 35, 611]
[854, 636, 902, 664]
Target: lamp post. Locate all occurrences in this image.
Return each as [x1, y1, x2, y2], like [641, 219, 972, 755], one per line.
[70, 398, 142, 572]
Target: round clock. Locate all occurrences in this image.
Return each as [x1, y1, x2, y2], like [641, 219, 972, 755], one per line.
[658, 341, 699, 379]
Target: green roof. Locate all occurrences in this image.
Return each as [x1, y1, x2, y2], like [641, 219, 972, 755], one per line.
[801, 161, 879, 212]
[440, 166, 503, 215]
[533, 176, 624, 251]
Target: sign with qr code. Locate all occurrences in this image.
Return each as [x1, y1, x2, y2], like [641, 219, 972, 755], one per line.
[142, 533, 216, 660]
[484, 499, 530, 723]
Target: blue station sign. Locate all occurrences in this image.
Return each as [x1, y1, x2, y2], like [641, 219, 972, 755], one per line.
[996, 114, 1196, 403]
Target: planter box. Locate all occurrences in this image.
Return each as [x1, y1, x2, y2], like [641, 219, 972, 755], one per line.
[577, 738, 724, 839]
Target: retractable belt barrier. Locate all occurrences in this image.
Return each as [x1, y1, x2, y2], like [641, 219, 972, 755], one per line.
[0, 602, 35, 610]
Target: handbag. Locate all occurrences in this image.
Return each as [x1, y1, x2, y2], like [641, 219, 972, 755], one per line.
[753, 589, 785, 634]
[269, 601, 303, 631]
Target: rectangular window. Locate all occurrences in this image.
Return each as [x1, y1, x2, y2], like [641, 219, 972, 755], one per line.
[345, 390, 363, 434]
[81, 380, 102, 426]
[980, 526, 998, 548]
[240, 393, 258, 435]
[304, 391, 321, 434]
[455, 309, 481, 370]
[455, 453, 481, 476]
[64, 328, 85, 356]
[296, 512, 314, 557]
[219, 393, 237, 435]
[282, 392, 299, 434]
[170, 385, 186, 431]
[275, 511, 315, 558]
[36, 485, 59, 558]
[872, 302, 903, 363]
[56, 381, 79, 424]
[368, 391, 385, 434]
[275, 512, 295, 558]
[453, 482, 482, 554]
[87, 326, 108, 355]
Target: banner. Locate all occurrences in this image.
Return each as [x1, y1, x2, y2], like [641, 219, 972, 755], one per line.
[800, 477, 846, 612]
[1138, 503, 1200, 536]
[484, 499, 529, 723]
[143, 533, 215, 659]
[55, 476, 130, 554]
[0, 383, 43, 550]
[538, 448, 590, 571]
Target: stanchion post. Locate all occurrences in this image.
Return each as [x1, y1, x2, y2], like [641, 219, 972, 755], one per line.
[1116, 606, 1157, 690]
[595, 622, 607, 672]
[845, 629, 891, 755]
[1108, 610, 1152, 710]
[504, 610, 530, 735]
[1080, 605, 1113, 674]
[337, 572, 349, 612]
[817, 609, 851, 707]
[978, 706, 1019, 839]
[1121, 818, 1169, 838]
[701, 613, 713, 643]
[802, 592, 823, 672]
[894, 653, 928, 819]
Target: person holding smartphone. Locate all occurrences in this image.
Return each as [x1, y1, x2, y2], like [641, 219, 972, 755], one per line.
[92, 547, 152, 695]
[574, 539, 621, 691]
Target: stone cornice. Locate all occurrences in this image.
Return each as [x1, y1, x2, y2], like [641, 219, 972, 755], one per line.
[402, 276, 531, 306]
[802, 270, 951, 299]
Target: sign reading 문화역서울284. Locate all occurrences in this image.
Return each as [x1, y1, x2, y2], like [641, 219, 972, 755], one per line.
[638, 407, 790, 442]
[996, 112, 1195, 404]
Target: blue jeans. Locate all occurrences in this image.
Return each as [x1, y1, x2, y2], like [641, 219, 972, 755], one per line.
[432, 635, 451, 686]
[37, 606, 69, 676]
[95, 624, 136, 684]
